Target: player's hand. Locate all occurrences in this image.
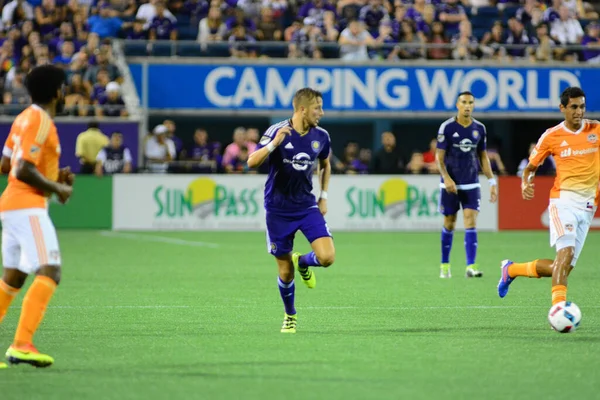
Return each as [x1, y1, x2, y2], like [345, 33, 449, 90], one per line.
[444, 177, 457, 194]
[272, 126, 292, 147]
[318, 198, 327, 216]
[490, 184, 498, 203]
[59, 167, 75, 186]
[521, 181, 535, 200]
[56, 183, 73, 204]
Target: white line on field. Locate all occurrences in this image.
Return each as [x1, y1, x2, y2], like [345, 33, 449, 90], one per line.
[99, 231, 220, 248]
[32, 305, 600, 310]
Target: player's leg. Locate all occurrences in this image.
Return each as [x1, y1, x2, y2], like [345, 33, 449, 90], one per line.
[439, 188, 459, 278]
[266, 212, 298, 333]
[6, 210, 61, 368]
[294, 209, 334, 288]
[460, 188, 482, 278]
[0, 215, 27, 325]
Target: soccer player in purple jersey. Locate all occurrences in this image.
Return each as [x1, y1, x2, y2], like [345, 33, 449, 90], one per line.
[247, 88, 335, 333]
[436, 91, 498, 279]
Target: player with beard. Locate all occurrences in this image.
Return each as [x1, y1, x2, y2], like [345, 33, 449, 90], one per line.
[0, 65, 73, 368]
[248, 88, 335, 333]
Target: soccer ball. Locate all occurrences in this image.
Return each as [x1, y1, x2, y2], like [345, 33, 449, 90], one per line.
[548, 301, 582, 333]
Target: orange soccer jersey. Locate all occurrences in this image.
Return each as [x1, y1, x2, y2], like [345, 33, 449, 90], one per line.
[0, 105, 60, 212]
[529, 119, 600, 209]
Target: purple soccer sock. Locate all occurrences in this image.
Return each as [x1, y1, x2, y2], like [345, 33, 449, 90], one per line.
[278, 277, 296, 315]
[465, 228, 478, 266]
[441, 227, 453, 264]
[298, 251, 321, 268]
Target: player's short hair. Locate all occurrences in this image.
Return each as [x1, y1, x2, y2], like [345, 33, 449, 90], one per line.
[111, 131, 122, 137]
[560, 87, 586, 107]
[88, 121, 99, 129]
[25, 65, 66, 105]
[293, 88, 323, 109]
[457, 91, 474, 100]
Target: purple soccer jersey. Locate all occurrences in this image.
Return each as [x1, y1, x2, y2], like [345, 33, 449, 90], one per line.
[256, 119, 332, 256]
[436, 117, 487, 215]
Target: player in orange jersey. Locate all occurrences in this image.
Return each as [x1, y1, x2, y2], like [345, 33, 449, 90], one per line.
[0, 65, 72, 369]
[498, 87, 600, 307]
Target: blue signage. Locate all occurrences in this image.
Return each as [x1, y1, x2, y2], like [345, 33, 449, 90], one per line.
[130, 63, 597, 113]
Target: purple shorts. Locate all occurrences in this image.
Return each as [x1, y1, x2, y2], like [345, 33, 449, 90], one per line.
[438, 188, 481, 216]
[266, 208, 332, 257]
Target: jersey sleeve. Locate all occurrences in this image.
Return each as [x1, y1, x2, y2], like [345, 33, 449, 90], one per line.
[3, 132, 14, 159]
[18, 112, 50, 166]
[318, 129, 331, 160]
[124, 148, 133, 163]
[477, 123, 487, 153]
[255, 123, 285, 151]
[436, 122, 449, 151]
[96, 148, 107, 163]
[529, 131, 553, 167]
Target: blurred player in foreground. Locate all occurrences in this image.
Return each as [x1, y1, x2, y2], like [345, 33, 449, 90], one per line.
[436, 91, 498, 279]
[247, 88, 335, 333]
[0, 65, 73, 369]
[498, 87, 600, 305]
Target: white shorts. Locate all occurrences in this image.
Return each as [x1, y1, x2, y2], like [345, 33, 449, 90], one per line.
[548, 202, 594, 267]
[1, 208, 61, 274]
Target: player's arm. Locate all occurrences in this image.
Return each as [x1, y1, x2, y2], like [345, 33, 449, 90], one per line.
[434, 126, 456, 193]
[247, 125, 291, 168]
[318, 154, 331, 196]
[522, 133, 552, 200]
[0, 157, 10, 174]
[2, 134, 14, 174]
[15, 160, 72, 202]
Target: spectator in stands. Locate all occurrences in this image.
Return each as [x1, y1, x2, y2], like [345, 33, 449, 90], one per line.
[339, 20, 382, 61]
[264, 0, 288, 19]
[452, 20, 482, 60]
[107, 0, 137, 19]
[88, 4, 124, 39]
[222, 126, 257, 170]
[95, 131, 133, 176]
[516, 0, 539, 30]
[298, 0, 336, 27]
[227, 145, 255, 174]
[237, 0, 262, 20]
[225, 7, 256, 34]
[359, 0, 390, 36]
[137, 0, 177, 30]
[246, 127, 259, 146]
[398, 20, 424, 59]
[2, 68, 29, 107]
[83, 50, 122, 92]
[53, 40, 76, 67]
[76, 121, 110, 174]
[406, 152, 429, 174]
[321, 10, 339, 42]
[4, 58, 32, 91]
[49, 22, 79, 56]
[371, 131, 404, 174]
[481, 21, 507, 59]
[405, 0, 426, 25]
[181, 0, 209, 26]
[228, 24, 258, 58]
[145, 124, 176, 173]
[122, 18, 149, 39]
[581, 22, 600, 63]
[534, 23, 557, 62]
[67, 51, 89, 82]
[185, 128, 219, 172]
[517, 142, 555, 177]
[96, 81, 128, 117]
[2, 0, 34, 27]
[35, 0, 62, 40]
[438, 0, 467, 36]
[505, 18, 537, 60]
[422, 138, 439, 173]
[149, 1, 178, 40]
[163, 119, 183, 158]
[370, 20, 398, 60]
[339, 141, 359, 173]
[289, 17, 324, 59]
[65, 73, 91, 116]
[550, 4, 584, 61]
[427, 21, 451, 59]
[255, 7, 283, 41]
[197, 6, 227, 47]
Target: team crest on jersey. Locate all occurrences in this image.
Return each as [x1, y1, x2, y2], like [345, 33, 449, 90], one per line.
[472, 130, 479, 138]
[587, 134, 597, 144]
[259, 135, 271, 145]
[270, 243, 277, 253]
[311, 141, 320, 152]
[437, 134, 445, 142]
[29, 145, 40, 159]
[565, 224, 574, 232]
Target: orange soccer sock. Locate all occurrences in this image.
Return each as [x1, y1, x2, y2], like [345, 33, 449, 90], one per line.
[552, 285, 567, 306]
[13, 276, 57, 348]
[0, 280, 21, 324]
[508, 260, 540, 278]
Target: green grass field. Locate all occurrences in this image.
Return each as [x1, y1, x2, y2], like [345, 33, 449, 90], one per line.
[2, 230, 600, 399]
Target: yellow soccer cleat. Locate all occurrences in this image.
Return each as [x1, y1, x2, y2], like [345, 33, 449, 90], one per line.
[293, 252, 316, 289]
[6, 344, 54, 368]
[0, 362, 7, 369]
[281, 313, 297, 333]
